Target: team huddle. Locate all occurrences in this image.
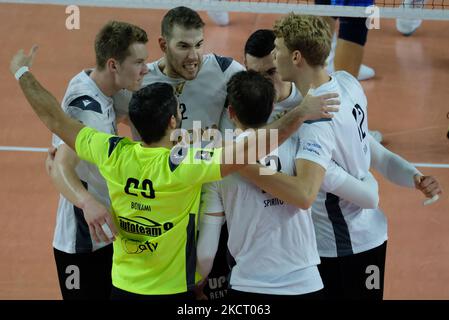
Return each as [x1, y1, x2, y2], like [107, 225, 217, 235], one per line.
[10, 6, 441, 300]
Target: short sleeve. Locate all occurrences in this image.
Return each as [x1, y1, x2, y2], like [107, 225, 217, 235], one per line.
[75, 127, 116, 166]
[296, 121, 335, 170]
[223, 59, 246, 82]
[65, 96, 105, 128]
[54, 95, 105, 148]
[200, 182, 224, 215]
[321, 160, 348, 192]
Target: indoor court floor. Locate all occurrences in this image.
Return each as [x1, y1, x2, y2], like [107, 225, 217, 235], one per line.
[0, 3, 448, 299]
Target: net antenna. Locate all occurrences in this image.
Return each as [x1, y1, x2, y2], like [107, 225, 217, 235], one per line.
[1, 0, 449, 20]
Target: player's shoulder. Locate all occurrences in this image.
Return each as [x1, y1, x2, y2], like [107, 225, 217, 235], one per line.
[67, 95, 102, 114]
[146, 60, 160, 74]
[204, 53, 244, 74]
[83, 128, 133, 155]
[105, 135, 134, 158]
[143, 59, 171, 86]
[65, 70, 105, 114]
[333, 71, 367, 106]
[67, 70, 97, 93]
[333, 71, 364, 93]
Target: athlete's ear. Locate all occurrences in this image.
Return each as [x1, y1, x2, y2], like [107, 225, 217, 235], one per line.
[168, 115, 177, 129]
[228, 105, 236, 121]
[292, 50, 302, 67]
[106, 58, 119, 74]
[158, 37, 167, 53]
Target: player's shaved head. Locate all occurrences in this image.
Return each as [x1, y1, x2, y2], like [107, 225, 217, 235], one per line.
[161, 6, 205, 39]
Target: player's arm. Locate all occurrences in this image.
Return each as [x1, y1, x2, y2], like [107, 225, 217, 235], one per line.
[239, 159, 325, 209]
[321, 161, 379, 209]
[197, 212, 225, 279]
[240, 159, 379, 210]
[10, 46, 83, 150]
[219, 91, 340, 177]
[51, 144, 118, 242]
[369, 134, 442, 200]
[197, 182, 226, 279]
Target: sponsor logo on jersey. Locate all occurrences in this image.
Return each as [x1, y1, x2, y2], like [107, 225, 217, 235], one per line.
[82, 99, 91, 107]
[302, 141, 322, 156]
[118, 216, 173, 237]
[174, 82, 186, 96]
[207, 276, 228, 300]
[121, 238, 159, 255]
[264, 197, 285, 208]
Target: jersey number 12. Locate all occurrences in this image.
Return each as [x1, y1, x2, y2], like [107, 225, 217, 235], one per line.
[352, 104, 366, 142]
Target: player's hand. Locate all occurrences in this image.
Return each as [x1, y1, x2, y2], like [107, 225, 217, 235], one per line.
[297, 88, 340, 121]
[45, 146, 57, 176]
[193, 278, 209, 301]
[414, 174, 442, 202]
[10, 45, 38, 76]
[81, 195, 118, 243]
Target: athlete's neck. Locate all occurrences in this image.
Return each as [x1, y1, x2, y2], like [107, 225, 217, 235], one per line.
[293, 67, 330, 97]
[142, 132, 176, 149]
[89, 68, 119, 97]
[276, 82, 292, 103]
[158, 58, 181, 79]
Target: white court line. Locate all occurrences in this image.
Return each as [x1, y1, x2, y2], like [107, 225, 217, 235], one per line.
[383, 125, 445, 138]
[0, 145, 449, 169]
[0, 146, 48, 152]
[411, 163, 449, 169]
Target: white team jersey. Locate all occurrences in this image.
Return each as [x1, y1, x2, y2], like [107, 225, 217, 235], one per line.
[114, 53, 245, 136]
[201, 130, 323, 295]
[52, 70, 117, 253]
[296, 71, 387, 258]
[268, 83, 302, 122]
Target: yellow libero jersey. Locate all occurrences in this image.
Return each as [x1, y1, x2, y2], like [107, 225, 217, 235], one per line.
[75, 127, 222, 295]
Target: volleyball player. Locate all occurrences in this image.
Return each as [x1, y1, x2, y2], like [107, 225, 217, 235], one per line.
[47, 21, 148, 299]
[239, 13, 441, 300]
[113, 6, 246, 300]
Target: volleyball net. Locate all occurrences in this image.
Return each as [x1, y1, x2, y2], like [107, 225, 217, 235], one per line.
[0, 0, 448, 20]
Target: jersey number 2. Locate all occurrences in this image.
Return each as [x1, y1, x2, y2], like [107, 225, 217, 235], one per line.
[180, 103, 188, 120]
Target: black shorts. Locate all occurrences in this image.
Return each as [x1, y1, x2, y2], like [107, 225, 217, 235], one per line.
[110, 286, 195, 301]
[318, 241, 387, 300]
[315, 0, 371, 46]
[227, 288, 323, 301]
[53, 244, 113, 300]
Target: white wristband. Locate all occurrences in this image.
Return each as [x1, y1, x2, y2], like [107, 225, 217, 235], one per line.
[15, 66, 29, 80]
